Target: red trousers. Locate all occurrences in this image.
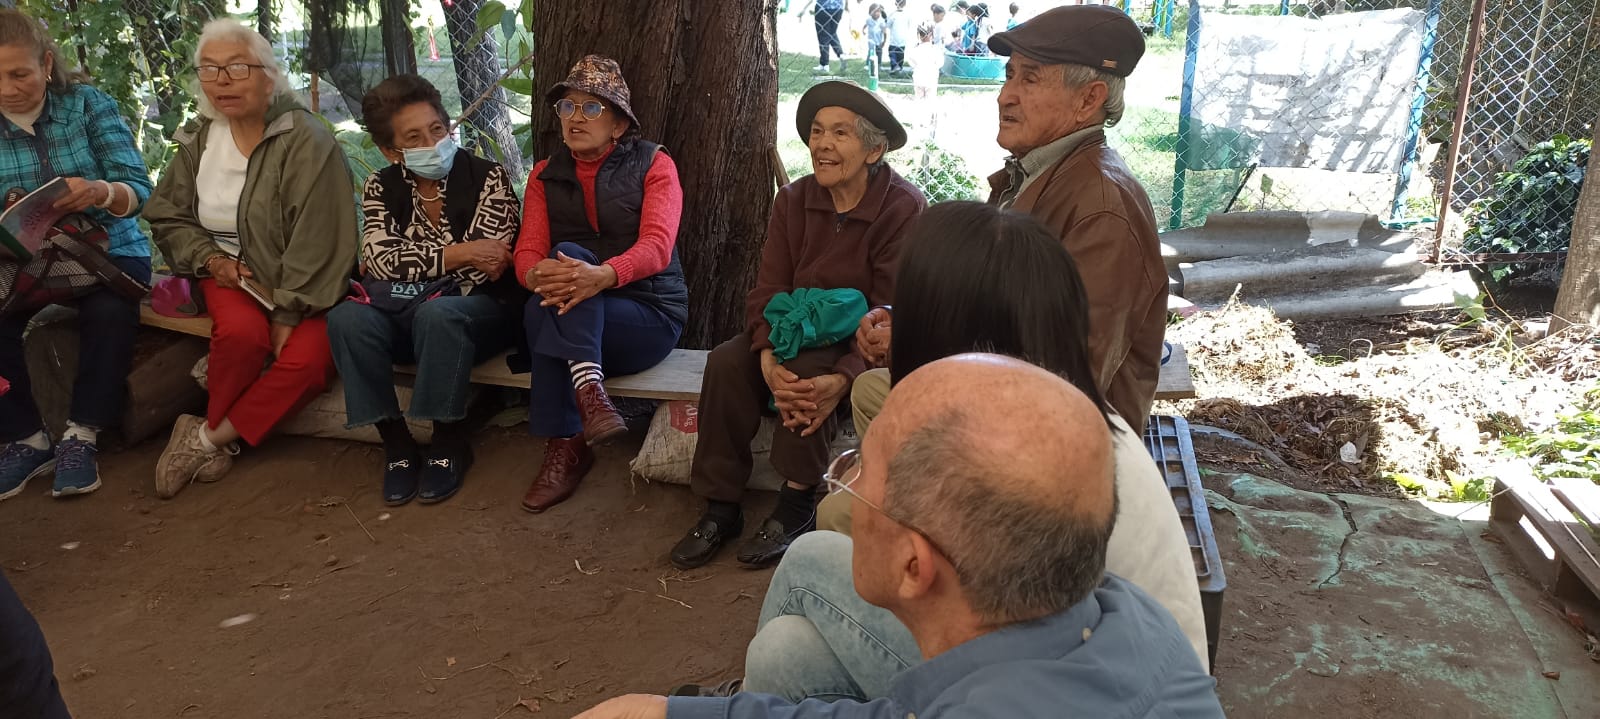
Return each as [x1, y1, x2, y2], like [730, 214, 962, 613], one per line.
[200, 279, 334, 446]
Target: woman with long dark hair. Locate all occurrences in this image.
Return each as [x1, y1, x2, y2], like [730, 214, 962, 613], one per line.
[680, 201, 1211, 700]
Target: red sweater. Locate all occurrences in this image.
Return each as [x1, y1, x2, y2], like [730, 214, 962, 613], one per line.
[514, 148, 682, 288]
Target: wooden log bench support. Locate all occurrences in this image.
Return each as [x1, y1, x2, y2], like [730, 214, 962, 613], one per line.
[139, 305, 1201, 402]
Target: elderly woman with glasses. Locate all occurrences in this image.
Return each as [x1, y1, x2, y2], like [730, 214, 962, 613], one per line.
[146, 18, 357, 499]
[669, 81, 925, 571]
[512, 55, 688, 513]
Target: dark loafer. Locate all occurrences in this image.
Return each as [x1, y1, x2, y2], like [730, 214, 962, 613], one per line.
[670, 513, 744, 570]
[736, 515, 815, 569]
[383, 455, 421, 506]
[418, 447, 472, 505]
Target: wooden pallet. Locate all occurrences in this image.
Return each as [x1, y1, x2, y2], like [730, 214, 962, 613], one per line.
[1489, 468, 1600, 634]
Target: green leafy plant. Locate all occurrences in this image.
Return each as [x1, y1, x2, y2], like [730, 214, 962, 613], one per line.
[1462, 135, 1589, 284]
[1389, 470, 1492, 502]
[900, 142, 980, 203]
[1502, 388, 1600, 485]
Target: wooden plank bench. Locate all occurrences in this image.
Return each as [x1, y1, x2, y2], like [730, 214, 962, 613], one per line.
[139, 304, 1199, 401]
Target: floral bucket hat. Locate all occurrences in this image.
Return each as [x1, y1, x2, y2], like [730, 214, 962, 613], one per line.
[546, 54, 641, 130]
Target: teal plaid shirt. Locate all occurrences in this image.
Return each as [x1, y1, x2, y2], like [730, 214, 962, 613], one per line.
[0, 84, 153, 258]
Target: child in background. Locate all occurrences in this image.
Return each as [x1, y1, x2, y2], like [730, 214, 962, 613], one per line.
[1007, 2, 1020, 29]
[888, 0, 914, 76]
[908, 22, 944, 104]
[863, 4, 889, 75]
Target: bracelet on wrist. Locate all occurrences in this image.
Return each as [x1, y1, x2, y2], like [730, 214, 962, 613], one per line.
[94, 181, 116, 210]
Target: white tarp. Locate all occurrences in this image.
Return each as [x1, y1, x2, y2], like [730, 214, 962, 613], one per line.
[1189, 7, 1428, 174]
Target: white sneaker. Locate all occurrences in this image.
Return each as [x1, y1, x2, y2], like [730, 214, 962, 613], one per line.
[813, 64, 830, 73]
[155, 414, 230, 498]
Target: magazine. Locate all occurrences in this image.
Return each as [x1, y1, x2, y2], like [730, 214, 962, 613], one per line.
[0, 177, 72, 262]
[239, 273, 277, 311]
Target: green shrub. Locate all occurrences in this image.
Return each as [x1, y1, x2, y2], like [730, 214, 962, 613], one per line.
[1461, 135, 1589, 284]
[1502, 388, 1600, 485]
[899, 142, 981, 203]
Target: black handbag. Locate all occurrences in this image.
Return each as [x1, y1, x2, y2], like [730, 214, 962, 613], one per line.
[347, 276, 460, 329]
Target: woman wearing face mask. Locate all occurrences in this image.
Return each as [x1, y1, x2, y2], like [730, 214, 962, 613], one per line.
[325, 74, 520, 505]
[512, 56, 687, 513]
[146, 19, 358, 499]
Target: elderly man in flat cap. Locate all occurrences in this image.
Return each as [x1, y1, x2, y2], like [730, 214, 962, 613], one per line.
[851, 4, 1167, 440]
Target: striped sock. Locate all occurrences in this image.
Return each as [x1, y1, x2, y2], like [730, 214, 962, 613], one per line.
[569, 361, 604, 391]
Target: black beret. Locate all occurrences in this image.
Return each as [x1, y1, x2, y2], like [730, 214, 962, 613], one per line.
[987, 5, 1145, 78]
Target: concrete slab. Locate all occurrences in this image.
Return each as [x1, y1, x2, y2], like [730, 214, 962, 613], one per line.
[1205, 473, 1597, 717]
[1179, 247, 1427, 302]
[1162, 211, 1418, 264]
[1195, 269, 1479, 321]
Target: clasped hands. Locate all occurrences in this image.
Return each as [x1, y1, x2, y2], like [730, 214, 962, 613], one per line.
[529, 251, 617, 315]
[763, 350, 848, 437]
[855, 306, 892, 368]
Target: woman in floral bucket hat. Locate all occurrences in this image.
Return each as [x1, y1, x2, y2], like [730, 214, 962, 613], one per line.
[512, 55, 688, 513]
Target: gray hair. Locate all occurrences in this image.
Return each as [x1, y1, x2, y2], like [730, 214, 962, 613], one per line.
[1060, 63, 1126, 127]
[855, 114, 890, 175]
[881, 412, 1117, 625]
[191, 18, 295, 119]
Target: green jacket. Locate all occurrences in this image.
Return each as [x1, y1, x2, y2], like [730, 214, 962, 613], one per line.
[147, 96, 358, 326]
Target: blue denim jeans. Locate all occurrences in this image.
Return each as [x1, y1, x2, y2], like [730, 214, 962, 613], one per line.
[523, 242, 681, 438]
[327, 293, 508, 427]
[743, 531, 919, 702]
[0, 570, 70, 719]
[0, 254, 151, 441]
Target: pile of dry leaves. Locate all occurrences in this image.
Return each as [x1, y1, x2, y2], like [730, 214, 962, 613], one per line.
[1159, 299, 1590, 493]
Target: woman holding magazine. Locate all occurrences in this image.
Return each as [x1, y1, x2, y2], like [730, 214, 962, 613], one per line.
[0, 9, 155, 502]
[146, 18, 357, 499]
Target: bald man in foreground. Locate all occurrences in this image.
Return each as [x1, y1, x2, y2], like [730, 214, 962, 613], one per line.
[575, 354, 1222, 719]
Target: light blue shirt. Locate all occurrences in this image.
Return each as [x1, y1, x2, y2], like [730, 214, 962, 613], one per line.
[668, 574, 1224, 719]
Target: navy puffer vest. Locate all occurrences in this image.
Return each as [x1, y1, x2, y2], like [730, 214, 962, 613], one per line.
[538, 140, 689, 326]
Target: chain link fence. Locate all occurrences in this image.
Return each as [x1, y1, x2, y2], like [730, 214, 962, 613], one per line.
[776, 0, 1600, 245]
[1435, 0, 1597, 276]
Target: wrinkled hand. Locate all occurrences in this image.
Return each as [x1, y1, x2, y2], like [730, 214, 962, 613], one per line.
[269, 322, 293, 357]
[855, 306, 893, 367]
[535, 251, 616, 315]
[762, 350, 816, 425]
[51, 177, 110, 213]
[208, 255, 246, 290]
[782, 373, 849, 437]
[464, 240, 513, 280]
[572, 694, 668, 719]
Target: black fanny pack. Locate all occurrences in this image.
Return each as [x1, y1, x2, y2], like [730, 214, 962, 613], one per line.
[348, 277, 460, 327]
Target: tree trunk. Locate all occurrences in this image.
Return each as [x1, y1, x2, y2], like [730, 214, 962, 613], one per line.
[257, 0, 277, 43]
[442, 0, 525, 178]
[1553, 121, 1600, 331]
[534, 1, 779, 348]
[380, 0, 417, 77]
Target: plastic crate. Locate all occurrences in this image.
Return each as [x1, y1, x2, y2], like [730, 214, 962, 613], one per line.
[1143, 414, 1225, 670]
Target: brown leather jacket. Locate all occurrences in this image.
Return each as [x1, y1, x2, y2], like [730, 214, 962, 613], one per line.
[987, 128, 1166, 432]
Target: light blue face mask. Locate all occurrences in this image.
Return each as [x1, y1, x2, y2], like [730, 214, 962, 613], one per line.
[401, 135, 458, 180]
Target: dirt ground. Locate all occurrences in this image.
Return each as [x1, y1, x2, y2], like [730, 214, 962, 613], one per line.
[7, 424, 1599, 718]
[1, 429, 774, 719]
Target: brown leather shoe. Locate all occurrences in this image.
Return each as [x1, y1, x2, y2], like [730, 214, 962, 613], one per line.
[522, 436, 594, 513]
[576, 382, 627, 446]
